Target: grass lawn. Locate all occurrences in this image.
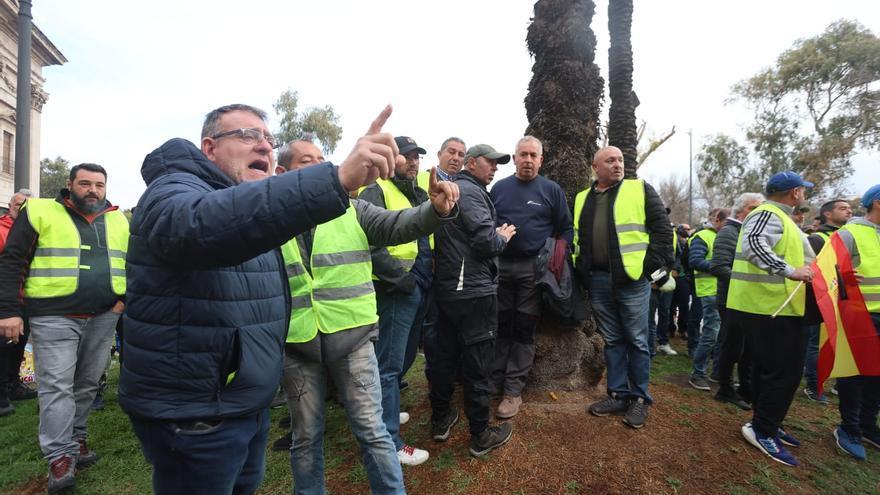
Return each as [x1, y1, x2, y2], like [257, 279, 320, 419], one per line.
[2, 341, 879, 494]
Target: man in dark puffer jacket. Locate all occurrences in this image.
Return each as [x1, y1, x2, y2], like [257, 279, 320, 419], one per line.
[120, 104, 399, 495]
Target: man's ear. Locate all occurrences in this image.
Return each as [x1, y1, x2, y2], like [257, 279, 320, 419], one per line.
[201, 137, 216, 161]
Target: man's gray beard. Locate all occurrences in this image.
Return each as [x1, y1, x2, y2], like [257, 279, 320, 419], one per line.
[71, 194, 104, 214]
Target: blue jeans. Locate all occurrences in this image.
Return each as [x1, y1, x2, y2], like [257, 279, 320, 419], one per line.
[803, 324, 820, 393]
[589, 272, 653, 403]
[691, 296, 720, 378]
[130, 410, 269, 495]
[648, 291, 658, 357]
[283, 341, 403, 495]
[375, 286, 424, 450]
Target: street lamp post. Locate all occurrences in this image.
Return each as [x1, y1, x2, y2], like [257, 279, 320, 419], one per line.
[688, 129, 693, 227]
[14, 0, 33, 193]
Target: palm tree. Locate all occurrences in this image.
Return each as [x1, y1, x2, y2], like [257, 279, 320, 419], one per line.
[524, 0, 606, 391]
[606, 0, 639, 178]
[525, 0, 604, 203]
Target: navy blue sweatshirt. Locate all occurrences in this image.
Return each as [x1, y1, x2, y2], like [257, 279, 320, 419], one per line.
[490, 174, 573, 258]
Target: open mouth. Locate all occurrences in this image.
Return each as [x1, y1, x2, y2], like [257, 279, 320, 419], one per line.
[248, 160, 269, 174]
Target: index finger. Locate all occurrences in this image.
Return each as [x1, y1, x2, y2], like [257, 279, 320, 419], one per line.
[429, 166, 438, 191]
[366, 104, 393, 135]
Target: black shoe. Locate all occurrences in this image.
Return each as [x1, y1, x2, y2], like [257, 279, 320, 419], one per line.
[271, 433, 292, 452]
[75, 439, 100, 468]
[623, 398, 649, 429]
[270, 389, 286, 409]
[91, 391, 105, 411]
[688, 375, 711, 391]
[0, 397, 13, 417]
[398, 379, 409, 392]
[278, 414, 291, 429]
[8, 382, 37, 401]
[714, 390, 752, 410]
[431, 409, 459, 442]
[469, 423, 513, 457]
[588, 396, 629, 417]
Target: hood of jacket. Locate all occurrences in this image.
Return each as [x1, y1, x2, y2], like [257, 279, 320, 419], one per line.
[141, 138, 235, 190]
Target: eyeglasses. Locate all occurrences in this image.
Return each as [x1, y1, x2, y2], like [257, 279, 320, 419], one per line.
[211, 128, 279, 149]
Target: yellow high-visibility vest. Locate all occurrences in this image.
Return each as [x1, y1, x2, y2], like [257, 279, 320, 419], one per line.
[840, 223, 880, 313]
[23, 199, 128, 298]
[573, 179, 649, 280]
[689, 228, 718, 297]
[280, 205, 378, 343]
[727, 203, 805, 316]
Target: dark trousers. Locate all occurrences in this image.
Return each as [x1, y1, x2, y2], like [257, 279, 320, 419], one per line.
[130, 410, 269, 495]
[686, 287, 703, 356]
[0, 318, 30, 393]
[669, 274, 690, 336]
[837, 314, 880, 438]
[493, 257, 541, 397]
[430, 295, 497, 437]
[714, 305, 753, 399]
[736, 310, 807, 437]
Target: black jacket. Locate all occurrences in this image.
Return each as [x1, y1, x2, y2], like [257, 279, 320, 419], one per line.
[574, 179, 673, 286]
[119, 138, 350, 421]
[434, 170, 508, 301]
[358, 175, 432, 293]
[709, 218, 742, 307]
[0, 192, 123, 317]
[808, 223, 839, 255]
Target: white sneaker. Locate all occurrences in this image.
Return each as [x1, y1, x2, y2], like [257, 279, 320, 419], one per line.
[400, 412, 410, 425]
[397, 444, 429, 466]
[657, 344, 678, 356]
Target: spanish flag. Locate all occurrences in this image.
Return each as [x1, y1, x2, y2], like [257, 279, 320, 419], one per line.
[812, 232, 880, 393]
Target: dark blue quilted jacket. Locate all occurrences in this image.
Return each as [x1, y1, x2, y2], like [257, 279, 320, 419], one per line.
[119, 138, 348, 420]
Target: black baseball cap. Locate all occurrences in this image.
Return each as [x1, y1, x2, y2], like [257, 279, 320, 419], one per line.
[394, 136, 426, 156]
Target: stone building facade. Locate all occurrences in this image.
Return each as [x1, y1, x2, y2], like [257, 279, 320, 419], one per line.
[0, 0, 65, 207]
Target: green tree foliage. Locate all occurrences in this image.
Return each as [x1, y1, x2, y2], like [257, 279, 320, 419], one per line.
[40, 156, 70, 198]
[273, 89, 343, 154]
[698, 19, 880, 202]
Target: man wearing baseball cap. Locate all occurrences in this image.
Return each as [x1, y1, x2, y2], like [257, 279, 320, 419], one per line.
[727, 170, 818, 467]
[358, 136, 432, 466]
[830, 184, 880, 460]
[430, 143, 517, 457]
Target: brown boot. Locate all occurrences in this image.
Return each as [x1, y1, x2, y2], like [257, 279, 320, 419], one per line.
[496, 395, 522, 419]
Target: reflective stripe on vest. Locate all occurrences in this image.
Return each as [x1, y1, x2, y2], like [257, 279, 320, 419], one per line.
[688, 228, 717, 297]
[375, 179, 419, 272]
[841, 223, 880, 313]
[281, 205, 378, 343]
[727, 203, 805, 316]
[572, 179, 649, 280]
[23, 199, 128, 298]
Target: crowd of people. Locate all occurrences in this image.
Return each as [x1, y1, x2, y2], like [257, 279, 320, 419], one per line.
[0, 101, 876, 494]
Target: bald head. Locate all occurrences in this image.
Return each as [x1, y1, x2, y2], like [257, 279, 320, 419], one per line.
[592, 146, 624, 189]
[276, 140, 325, 174]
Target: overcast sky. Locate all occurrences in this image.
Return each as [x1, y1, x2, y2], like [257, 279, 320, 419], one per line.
[32, 0, 880, 209]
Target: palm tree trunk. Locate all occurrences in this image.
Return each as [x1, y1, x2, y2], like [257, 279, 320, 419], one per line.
[607, 0, 639, 178]
[524, 0, 606, 391]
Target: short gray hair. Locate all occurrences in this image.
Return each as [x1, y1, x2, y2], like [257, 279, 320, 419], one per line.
[201, 104, 268, 138]
[439, 136, 465, 151]
[516, 135, 543, 155]
[732, 192, 764, 217]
